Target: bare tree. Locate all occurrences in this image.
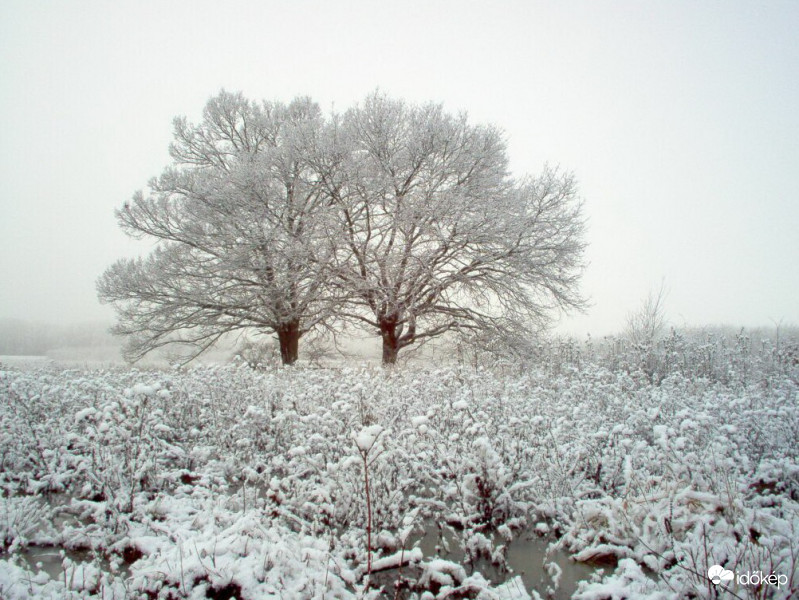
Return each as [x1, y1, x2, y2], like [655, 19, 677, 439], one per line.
[626, 282, 669, 348]
[316, 93, 587, 364]
[98, 91, 336, 364]
[101, 91, 586, 366]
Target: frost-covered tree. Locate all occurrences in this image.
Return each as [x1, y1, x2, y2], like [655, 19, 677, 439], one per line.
[101, 91, 586, 367]
[625, 283, 669, 354]
[98, 91, 336, 364]
[316, 93, 586, 364]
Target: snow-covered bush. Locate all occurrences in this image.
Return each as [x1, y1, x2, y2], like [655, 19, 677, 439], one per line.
[0, 340, 797, 598]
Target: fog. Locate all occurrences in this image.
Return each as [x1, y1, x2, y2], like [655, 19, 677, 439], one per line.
[1, 1, 798, 344]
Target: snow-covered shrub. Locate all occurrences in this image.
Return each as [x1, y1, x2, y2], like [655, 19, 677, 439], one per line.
[0, 496, 49, 552]
[0, 343, 797, 598]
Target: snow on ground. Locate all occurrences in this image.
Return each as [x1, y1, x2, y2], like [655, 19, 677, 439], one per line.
[0, 355, 54, 370]
[0, 335, 797, 599]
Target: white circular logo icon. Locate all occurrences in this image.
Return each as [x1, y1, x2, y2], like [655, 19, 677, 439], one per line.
[708, 565, 734, 585]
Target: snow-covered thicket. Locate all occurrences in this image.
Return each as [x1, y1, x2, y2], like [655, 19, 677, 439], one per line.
[0, 344, 797, 599]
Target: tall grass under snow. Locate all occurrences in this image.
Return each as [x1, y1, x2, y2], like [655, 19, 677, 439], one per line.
[0, 331, 797, 599]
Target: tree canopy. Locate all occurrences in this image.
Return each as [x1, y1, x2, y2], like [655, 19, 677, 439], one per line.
[98, 92, 336, 364]
[317, 94, 586, 363]
[99, 91, 586, 365]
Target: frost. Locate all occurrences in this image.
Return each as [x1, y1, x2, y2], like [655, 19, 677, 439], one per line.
[353, 424, 383, 452]
[369, 547, 423, 572]
[131, 383, 159, 396]
[419, 558, 467, 587]
[74, 407, 96, 422]
[0, 348, 797, 599]
[494, 576, 532, 599]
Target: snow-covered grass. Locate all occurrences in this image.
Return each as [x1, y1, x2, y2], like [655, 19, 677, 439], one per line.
[0, 338, 797, 599]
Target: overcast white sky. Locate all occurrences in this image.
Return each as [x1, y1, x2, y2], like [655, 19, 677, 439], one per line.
[1, 0, 797, 337]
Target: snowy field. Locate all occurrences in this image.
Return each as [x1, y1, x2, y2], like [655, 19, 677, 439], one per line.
[0, 335, 797, 599]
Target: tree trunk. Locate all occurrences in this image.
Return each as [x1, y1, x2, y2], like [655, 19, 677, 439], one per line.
[277, 320, 300, 365]
[380, 320, 400, 366]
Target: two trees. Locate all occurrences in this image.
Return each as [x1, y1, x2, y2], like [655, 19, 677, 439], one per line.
[99, 91, 586, 365]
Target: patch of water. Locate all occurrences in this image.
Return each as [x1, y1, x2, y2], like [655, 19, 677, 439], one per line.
[415, 524, 600, 599]
[18, 546, 94, 581]
[6, 493, 130, 586]
[13, 544, 132, 595]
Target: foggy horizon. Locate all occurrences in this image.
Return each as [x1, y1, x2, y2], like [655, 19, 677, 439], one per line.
[2, 1, 798, 340]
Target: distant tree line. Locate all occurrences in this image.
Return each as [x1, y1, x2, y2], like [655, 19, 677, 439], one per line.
[0, 319, 115, 356]
[98, 91, 587, 365]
